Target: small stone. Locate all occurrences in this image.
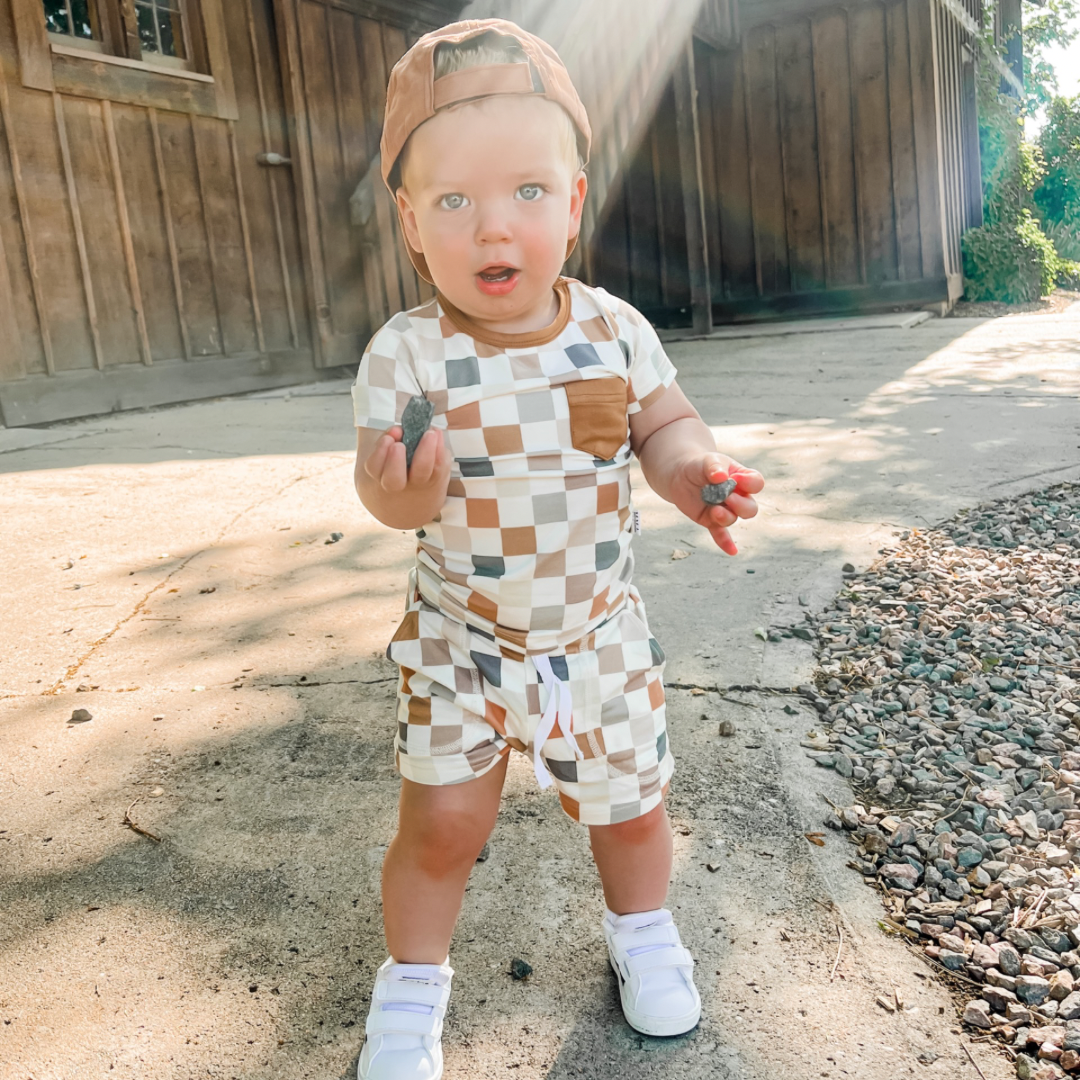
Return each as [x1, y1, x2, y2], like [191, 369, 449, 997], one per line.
[68, 708, 92, 724]
[1060, 1049, 1080, 1071]
[718, 720, 737, 737]
[999, 945, 1024, 977]
[963, 999, 993, 1028]
[701, 479, 737, 506]
[1058, 992, 1080, 1021]
[324, 532, 344, 545]
[940, 950, 967, 970]
[1052, 972, 1076, 1002]
[476, 843, 490, 863]
[509, 958, 532, 981]
[1046, 846, 1072, 868]
[842, 563, 855, 573]
[149, 787, 165, 798]
[983, 984, 1019, 1012]
[400, 394, 435, 468]
[1019, 976, 1053, 1006]
[152, 714, 165, 722]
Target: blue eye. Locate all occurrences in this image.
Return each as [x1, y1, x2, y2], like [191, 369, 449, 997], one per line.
[440, 193, 466, 210]
[517, 184, 543, 201]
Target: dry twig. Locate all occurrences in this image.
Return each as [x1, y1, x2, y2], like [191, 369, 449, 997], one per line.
[961, 1041, 988, 1080]
[829, 922, 844, 982]
[122, 798, 162, 844]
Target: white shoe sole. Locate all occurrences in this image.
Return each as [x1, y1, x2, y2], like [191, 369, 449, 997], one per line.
[607, 954, 701, 1037]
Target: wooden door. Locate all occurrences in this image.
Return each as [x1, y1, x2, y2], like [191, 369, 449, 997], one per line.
[272, 0, 437, 368]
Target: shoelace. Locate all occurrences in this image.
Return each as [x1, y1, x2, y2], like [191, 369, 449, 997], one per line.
[532, 654, 584, 788]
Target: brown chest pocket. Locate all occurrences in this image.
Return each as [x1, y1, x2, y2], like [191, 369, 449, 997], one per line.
[564, 378, 628, 460]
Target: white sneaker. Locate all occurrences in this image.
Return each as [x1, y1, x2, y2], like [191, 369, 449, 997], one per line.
[357, 956, 453, 1080]
[603, 908, 701, 1037]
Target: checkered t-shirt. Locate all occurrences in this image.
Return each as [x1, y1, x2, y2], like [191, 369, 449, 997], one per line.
[352, 277, 677, 655]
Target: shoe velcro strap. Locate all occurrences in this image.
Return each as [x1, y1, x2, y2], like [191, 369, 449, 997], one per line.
[623, 946, 694, 976]
[365, 1010, 442, 1038]
[380, 982, 447, 1008]
[610, 925, 680, 954]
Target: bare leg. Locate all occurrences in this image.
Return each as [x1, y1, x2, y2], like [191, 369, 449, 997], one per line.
[588, 797, 673, 915]
[382, 754, 508, 964]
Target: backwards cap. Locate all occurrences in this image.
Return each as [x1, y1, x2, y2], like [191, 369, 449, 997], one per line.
[380, 19, 592, 285]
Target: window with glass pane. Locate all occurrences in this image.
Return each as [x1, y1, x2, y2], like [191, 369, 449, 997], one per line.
[42, 0, 97, 39]
[134, 0, 187, 59]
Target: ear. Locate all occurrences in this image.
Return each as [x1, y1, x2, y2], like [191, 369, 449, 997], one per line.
[396, 187, 424, 254]
[567, 169, 588, 242]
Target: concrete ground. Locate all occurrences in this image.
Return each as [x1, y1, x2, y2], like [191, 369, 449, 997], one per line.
[1, 305, 1078, 1080]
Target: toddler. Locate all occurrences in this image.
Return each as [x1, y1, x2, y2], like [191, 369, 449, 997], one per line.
[351, 20, 764, 1079]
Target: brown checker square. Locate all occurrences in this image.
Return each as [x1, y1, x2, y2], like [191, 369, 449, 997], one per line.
[637, 383, 667, 410]
[565, 572, 597, 604]
[639, 763, 662, 798]
[406, 696, 432, 725]
[525, 682, 542, 716]
[484, 699, 508, 735]
[455, 664, 480, 694]
[531, 552, 565, 578]
[443, 567, 471, 587]
[566, 472, 598, 490]
[425, 388, 449, 413]
[648, 678, 666, 710]
[484, 425, 525, 456]
[607, 748, 638, 776]
[557, 791, 582, 821]
[391, 610, 420, 644]
[530, 605, 566, 630]
[420, 637, 452, 667]
[467, 590, 498, 623]
[624, 671, 648, 694]
[527, 453, 564, 473]
[579, 315, 616, 343]
[446, 400, 482, 429]
[501, 526, 538, 556]
[589, 587, 611, 619]
[429, 724, 464, 750]
[466, 499, 500, 528]
[597, 641, 627, 676]
[597, 482, 620, 514]
[465, 740, 502, 772]
[509, 353, 542, 381]
[576, 727, 606, 759]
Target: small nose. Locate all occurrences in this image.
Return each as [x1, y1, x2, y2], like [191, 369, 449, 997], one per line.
[475, 203, 512, 245]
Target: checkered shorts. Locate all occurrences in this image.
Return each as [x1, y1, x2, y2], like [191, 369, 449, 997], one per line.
[386, 582, 674, 826]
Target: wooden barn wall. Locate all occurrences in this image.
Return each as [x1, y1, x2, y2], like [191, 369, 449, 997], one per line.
[591, 0, 959, 325]
[0, 0, 312, 422]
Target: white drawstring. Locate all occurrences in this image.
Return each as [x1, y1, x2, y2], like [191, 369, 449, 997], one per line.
[532, 654, 584, 788]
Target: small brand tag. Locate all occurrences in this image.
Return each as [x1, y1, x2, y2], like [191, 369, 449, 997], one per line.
[632, 510, 642, 535]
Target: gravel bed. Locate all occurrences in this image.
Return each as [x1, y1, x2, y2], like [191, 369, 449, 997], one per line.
[799, 483, 1080, 1079]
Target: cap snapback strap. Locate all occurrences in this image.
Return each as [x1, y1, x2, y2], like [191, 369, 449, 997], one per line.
[432, 62, 537, 109]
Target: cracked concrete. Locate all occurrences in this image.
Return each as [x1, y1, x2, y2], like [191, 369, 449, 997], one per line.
[1, 307, 1079, 1079]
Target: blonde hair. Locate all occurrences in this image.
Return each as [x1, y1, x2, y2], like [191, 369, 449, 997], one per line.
[396, 31, 582, 190]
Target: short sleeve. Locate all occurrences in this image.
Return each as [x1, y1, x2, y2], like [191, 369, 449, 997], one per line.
[352, 314, 423, 430]
[593, 288, 677, 414]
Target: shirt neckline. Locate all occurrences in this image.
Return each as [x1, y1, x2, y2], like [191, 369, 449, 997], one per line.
[436, 278, 572, 349]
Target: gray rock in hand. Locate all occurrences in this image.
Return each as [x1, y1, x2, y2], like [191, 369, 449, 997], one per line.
[701, 478, 737, 505]
[401, 394, 435, 469]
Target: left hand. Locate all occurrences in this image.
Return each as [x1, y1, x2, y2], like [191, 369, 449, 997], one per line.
[672, 454, 764, 556]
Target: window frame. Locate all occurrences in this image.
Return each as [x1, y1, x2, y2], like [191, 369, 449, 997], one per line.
[11, 0, 237, 120]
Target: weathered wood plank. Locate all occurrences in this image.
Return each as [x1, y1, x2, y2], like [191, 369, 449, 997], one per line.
[907, 0, 946, 280]
[714, 46, 756, 299]
[743, 25, 789, 297]
[229, 123, 265, 353]
[380, 22, 420, 312]
[191, 114, 258, 355]
[0, 65, 53, 373]
[0, 348, 319, 427]
[200, 0, 240, 120]
[236, 0, 301, 351]
[11, 0, 53, 91]
[673, 40, 711, 335]
[775, 19, 826, 292]
[811, 11, 860, 287]
[103, 99, 152, 365]
[53, 92, 105, 370]
[0, 199, 25, 382]
[155, 110, 221, 356]
[273, 0, 331, 366]
[886, 0, 923, 281]
[357, 14, 402, 320]
[850, 4, 899, 284]
[149, 107, 192, 359]
[694, 42, 724, 306]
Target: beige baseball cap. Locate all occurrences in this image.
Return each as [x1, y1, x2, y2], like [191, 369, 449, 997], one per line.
[380, 19, 592, 285]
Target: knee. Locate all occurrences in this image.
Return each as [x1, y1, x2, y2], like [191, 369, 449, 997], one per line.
[397, 805, 489, 879]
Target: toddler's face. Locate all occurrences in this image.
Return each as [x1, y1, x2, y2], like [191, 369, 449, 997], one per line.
[396, 96, 587, 334]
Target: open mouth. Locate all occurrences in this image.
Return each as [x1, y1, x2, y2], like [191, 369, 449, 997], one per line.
[475, 265, 520, 295]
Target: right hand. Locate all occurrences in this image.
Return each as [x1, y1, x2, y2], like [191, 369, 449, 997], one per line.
[363, 425, 451, 495]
